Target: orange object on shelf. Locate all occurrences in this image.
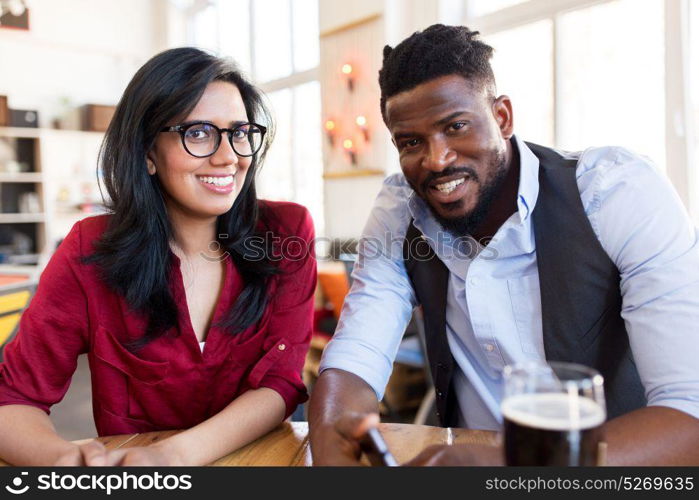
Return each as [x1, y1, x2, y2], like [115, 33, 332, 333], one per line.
[0, 275, 29, 286]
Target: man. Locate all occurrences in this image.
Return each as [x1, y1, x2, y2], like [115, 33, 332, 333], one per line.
[309, 24, 699, 466]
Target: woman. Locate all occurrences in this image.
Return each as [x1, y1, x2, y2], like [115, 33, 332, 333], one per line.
[0, 48, 316, 466]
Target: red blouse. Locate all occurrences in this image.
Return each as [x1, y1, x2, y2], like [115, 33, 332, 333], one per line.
[0, 201, 316, 436]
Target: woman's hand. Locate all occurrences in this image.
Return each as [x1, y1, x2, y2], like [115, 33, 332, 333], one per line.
[102, 444, 182, 466]
[53, 441, 110, 466]
[53, 440, 180, 466]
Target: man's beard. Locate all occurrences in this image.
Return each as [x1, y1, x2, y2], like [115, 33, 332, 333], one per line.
[424, 148, 508, 238]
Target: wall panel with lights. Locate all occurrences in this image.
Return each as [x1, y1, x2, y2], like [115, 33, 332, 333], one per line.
[319, 14, 386, 179]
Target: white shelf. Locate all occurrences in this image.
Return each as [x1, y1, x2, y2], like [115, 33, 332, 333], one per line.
[54, 209, 104, 219]
[43, 128, 104, 138]
[0, 127, 104, 140]
[0, 173, 43, 183]
[0, 213, 46, 223]
[0, 127, 41, 139]
[0, 263, 39, 274]
[0, 127, 105, 257]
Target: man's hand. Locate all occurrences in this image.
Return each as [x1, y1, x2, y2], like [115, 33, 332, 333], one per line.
[309, 369, 382, 466]
[311, 412, 380, 466]
[404, 443, 504, 466]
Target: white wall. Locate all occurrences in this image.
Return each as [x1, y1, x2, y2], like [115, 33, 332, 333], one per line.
[319, 0, 383, 34]
[0, 0, 170, 127]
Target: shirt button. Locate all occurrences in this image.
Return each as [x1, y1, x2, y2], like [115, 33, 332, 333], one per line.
[469, 277, 478, 286]
[277, 344, 286, 351]
[484, 343, 495, 352]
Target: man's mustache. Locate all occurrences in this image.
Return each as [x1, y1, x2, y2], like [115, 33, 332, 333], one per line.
[420, 166, 479, 193]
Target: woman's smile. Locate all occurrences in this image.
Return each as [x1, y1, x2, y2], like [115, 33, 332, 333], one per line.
[196, 173, 236, 194]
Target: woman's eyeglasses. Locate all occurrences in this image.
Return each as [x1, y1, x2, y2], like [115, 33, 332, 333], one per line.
[160, 121, 267, 158]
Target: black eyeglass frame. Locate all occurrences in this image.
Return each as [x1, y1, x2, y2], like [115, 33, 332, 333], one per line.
[160, 121, 267, 158]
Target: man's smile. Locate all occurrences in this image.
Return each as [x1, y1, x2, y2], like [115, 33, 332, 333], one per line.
[433, 177, 465, 193]
[426, 175, 475, 206]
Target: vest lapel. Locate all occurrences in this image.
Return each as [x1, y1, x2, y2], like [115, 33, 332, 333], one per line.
[403, 222, 458, 426]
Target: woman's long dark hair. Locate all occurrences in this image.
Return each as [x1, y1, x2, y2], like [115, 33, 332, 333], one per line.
[87, 48, 278, 348]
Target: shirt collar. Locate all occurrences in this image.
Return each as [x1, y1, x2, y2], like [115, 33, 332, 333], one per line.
[513, 135, 540, 224]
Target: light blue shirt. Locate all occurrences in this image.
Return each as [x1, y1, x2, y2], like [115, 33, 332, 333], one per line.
[320, 136, 699, 430]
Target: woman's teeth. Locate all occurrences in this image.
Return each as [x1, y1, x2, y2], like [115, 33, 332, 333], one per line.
[435, 178, 465, 194]
[198, 175, 234, 187]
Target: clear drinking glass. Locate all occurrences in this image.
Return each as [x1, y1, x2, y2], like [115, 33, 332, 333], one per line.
[501, 361, 607, 466]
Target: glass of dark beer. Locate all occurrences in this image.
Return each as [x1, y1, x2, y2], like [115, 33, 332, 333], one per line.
[502, 361, 606, 466]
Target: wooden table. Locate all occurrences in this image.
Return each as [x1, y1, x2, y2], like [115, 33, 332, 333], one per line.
[0, 422, 499, 466]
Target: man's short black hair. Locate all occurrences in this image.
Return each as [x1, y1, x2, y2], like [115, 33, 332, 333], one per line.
[379, 24, 496, 121]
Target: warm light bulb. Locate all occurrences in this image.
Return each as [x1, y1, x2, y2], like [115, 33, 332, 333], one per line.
[325, 120, 336, 131]
[355, 115, 367, 127]
[342, 64, 353, 75]
[343, 139, 354, 150]
[8, 0, 26, 17]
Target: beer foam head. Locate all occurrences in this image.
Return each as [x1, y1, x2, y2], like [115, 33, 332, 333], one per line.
[501, 393, 606, 431]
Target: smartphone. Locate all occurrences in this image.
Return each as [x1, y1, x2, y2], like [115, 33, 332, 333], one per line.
[359, 427, 399, 466]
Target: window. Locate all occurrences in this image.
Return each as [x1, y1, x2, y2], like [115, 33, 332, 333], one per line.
[467, 0, 527, 17]
[218, 0, 252, 73]
[188, 0, 324, 233]
[472, 0, 666, 167]
[486, 20, 554, 147]
[556, 0, 665, 166]
[253, 0, 293, 82]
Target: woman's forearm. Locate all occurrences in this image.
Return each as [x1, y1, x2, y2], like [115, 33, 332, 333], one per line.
[0, 405, 77, 465]
[151, 388, 287, 466]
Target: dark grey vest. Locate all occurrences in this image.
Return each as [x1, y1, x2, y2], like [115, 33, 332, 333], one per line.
[403, 142, 646, 427]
